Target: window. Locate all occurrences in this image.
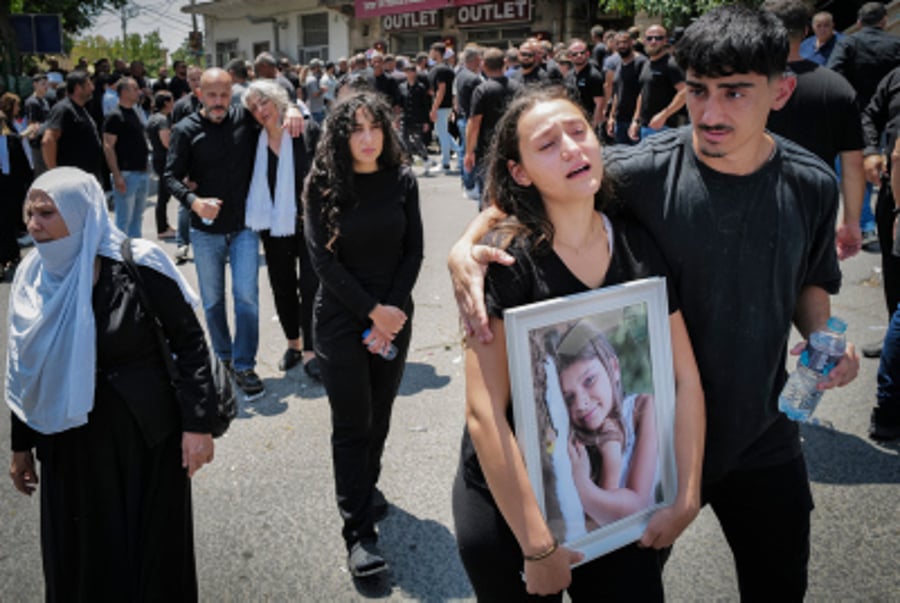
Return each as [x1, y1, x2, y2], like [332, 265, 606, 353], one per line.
[253, 41, 271, 58]
[297, 12, 329, 64]
[215, 40, 241, 67]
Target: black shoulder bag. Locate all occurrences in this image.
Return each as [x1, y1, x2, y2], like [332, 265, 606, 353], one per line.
[120, 238, 237, 438]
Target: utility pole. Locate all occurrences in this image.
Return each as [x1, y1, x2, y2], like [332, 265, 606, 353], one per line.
[120, 3, 140, 61]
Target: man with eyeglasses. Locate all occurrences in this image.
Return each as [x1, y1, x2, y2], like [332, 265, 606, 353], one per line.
[629, 24, 687, 141]
[566, 38, 606, 133]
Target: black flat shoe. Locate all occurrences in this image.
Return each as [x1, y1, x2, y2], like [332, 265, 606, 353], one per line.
[303, 357, 322, 382]
[347, 539, 387, 578]
[278, 348, 304, 371]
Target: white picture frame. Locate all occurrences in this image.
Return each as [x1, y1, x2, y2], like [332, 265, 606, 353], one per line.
[504, 277, 678, 565]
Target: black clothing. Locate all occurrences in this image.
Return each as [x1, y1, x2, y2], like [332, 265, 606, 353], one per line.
[454, 67, 482, 119]
[511, 66, 551, 86]
[151, 78, 169, 93]
[862, 67, 900, 316]
[400, 78, 431, 126]
[146, 112, 171, 173]
[604, 127, 841, 485]
[592, 42, 609, 69]
[767, 60, 863, 165]
[0, 134, 32, 263]
[568, 63, 605, 118]
[164, 106, 260, 234]
[470, 76, 522, 159]
[305, 166, 423, 548]
[455, 216, 674, 599]
[862, 66, 900, 161]
[103, 105, 149, 171]
[827, 26, 900, 110]
[374, 72, 400, 108]
[172, 94, 201, 125]
[429, 63, 455, 109]
[23, 94, 50, 147]
[11, 256, 215, 601]
[612, 55, 648, 123]
[637, 53, 684, 127]
[168, 75, 192, 100]
[259, 131, 318, 345]
[44, 97, 102, 180]
[702, 456, 813, 601]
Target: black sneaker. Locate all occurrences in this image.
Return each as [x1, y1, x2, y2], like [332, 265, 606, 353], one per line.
[278, 348, 304, 371]
[347, 539, 387, 578]
[233, 368, 265, 400]
[373, 487, 389, 522]
[869, 408, 900, 442]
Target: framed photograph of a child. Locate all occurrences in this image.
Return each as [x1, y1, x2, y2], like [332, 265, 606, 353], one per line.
[504, 277, 678, 566]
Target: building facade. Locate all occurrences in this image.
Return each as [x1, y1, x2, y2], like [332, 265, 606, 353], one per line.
[183, 0, 611, 66]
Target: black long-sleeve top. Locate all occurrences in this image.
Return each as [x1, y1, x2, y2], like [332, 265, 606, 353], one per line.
[862, 66, 900, 169]
[827, 26, 900, 110]
[163, 106, 259, 234]
[12, 257, 216, 452]
[304, 165, 424, 321]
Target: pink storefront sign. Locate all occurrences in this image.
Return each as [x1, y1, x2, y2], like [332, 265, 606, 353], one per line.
[355, 0, 487, 19]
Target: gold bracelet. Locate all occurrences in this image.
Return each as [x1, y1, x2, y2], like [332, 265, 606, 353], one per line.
[523, 539, 559, 562]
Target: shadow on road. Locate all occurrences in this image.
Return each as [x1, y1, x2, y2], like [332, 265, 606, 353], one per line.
[349, 505, 473, 601]
[802, 423, 900, 485]
[398, 361, 452, 396]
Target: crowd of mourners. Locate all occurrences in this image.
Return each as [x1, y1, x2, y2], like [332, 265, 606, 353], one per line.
[3, 1, 900, 600]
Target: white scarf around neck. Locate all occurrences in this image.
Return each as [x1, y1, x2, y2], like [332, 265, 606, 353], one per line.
[245, 128, 296, 236]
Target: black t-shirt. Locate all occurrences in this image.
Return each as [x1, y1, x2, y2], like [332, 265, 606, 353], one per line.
[455, 67, 483, 119]
[862, 66, 900, 168]
[168, 75, 192, 100]
[145, 112, 171, 168]
[470, 76, 522, 158]
[23, 94, 50, 147]
[172, 94, 201, 125]
[400, 78, 431, 126]
[104, 106, 149, 171]
[511, 67, 551, 87]
[374, 72, 400, 108]
[44, 97, 102, 179]
[429, 63, 455, 109]
[767, 60, 863, 165]
[568, 63, 605, 117]
[637, 53, 684, 126]
[459, 216, 677, 491]
[605, 127, 841, 484]
[613, 55, 648, 121]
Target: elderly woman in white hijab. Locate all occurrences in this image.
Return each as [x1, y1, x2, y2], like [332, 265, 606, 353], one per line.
[242, 79, 321, 378]
[6, 167, 217, 601]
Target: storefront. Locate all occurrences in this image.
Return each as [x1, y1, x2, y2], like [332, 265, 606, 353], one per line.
[455, 0, 532, 49]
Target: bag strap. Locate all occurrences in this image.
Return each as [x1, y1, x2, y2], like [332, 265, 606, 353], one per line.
[119, 238, 179, 383]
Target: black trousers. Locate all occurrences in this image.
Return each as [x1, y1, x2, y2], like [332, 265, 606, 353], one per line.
[316, 300, 413, 548]
[403, 122, 430, 163]
[452, 468, 665, 602]
[876, 179, 900, 318]
[153, 161, 171, 235]
[702, 455, 814, 602]
[260, 229, 317, 349]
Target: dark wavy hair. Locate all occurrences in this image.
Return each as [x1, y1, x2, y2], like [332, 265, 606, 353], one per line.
[674, 5, 788, 79]
[302, 91, 406, 250]
[482, 84, 613, 254]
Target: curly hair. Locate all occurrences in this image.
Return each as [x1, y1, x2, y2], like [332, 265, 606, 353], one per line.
[482, 84, 613, 254]
[302, 91, 406, 250]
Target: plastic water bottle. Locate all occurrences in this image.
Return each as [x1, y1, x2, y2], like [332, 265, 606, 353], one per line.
[201, 217, 214, 226]
[778, 317, 847, 422]
[362, 328, 397, 360]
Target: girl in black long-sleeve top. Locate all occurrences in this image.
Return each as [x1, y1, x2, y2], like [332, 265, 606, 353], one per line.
[303, 92, 423, 578]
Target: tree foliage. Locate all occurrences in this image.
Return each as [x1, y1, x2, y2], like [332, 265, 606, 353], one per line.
[71, 31, 169, 73]
[598, 0, 765, 27]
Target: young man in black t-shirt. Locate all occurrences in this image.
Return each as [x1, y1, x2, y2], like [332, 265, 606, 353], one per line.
[23, 73, 51, 175]
[428, 42, 460, 172]
[448, 7, 860, 600]
[566, 38, 606, 133]
[42, 71, 103, 182]
[630, 24, 686, 141]
[103, 77, 150, 239]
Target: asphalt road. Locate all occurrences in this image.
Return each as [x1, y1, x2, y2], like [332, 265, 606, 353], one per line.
[0, 167, 897, 602]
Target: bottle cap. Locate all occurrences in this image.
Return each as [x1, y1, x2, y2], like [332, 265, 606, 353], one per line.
[826, 316, 847, 333]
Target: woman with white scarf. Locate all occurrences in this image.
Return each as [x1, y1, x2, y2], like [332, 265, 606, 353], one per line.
[242, 80, 321, 378]
[6, 167, 217, 601]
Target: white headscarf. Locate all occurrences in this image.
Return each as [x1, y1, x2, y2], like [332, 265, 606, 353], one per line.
[5, 167, 199, 435]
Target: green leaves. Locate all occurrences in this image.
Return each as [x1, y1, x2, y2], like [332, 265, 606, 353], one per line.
[597, 0, 764, 27]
